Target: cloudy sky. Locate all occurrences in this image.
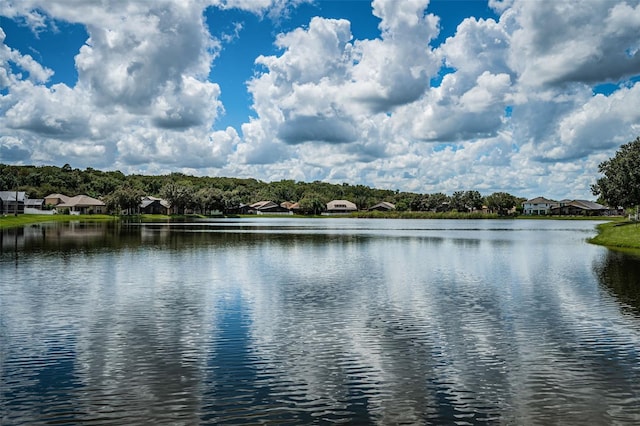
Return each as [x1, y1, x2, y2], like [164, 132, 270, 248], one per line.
[1, 0, 639, 200]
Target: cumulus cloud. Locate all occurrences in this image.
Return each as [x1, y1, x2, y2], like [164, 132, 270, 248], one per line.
[1, 0, 640, 200]
[242, 0, 439, 161]
[0, 0, 244, 171]
[509, 0, 640, 87]
[0, 27, 53, 86]
[0, 136, 31, 162]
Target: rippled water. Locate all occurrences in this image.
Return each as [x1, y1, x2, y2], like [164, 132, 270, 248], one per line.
[2, 218, 640, 424]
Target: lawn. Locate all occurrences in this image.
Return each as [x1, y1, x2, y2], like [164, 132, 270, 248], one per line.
[0, 214, 116, 229]
[589, 220, 640, 249]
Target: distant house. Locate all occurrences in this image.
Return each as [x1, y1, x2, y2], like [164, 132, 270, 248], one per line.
[226, 203, 250, 215]
[549, 200, 609, 216]
[523, 197, 558, 215]
[281, 201, 300, 213]
[369, 201, 396, 212]
[250, 200, 292, 215]
[24, 198, 47, 214]
[47, 194, 106, 215]
[0, 191, 26, 215]
[44, 193, 71, 207]
[324, 199, 357, 215]
[140, 196, 171, 215]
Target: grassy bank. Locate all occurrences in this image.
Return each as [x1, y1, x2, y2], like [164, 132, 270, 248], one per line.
[351, 211, 500, 219]
[0, 214, 116, 229]
[589, 219, 640, 249]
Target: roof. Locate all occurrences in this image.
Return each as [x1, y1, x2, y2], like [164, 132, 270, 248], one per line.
[25, 199, 44, 207]
[141, 197, 170, 208]
[57, 194, 105, 207]
[525, 197, 556, 204]
[250, 200, 278, 210]
[327, 199, 357, 210]
[280, 201, 300, 210]
[370, 201, 396, 210]
[568, 200, 607, 210]
[44, 193, 71, 204]
[0, 191, 26, 202]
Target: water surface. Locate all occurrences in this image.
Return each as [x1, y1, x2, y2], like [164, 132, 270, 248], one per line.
[2, 218, 640, 424]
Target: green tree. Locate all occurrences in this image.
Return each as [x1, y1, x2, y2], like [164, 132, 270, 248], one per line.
[450, 191, 466, 212]
[195, 187, 224, 215]
[160, 182, 194, 214]
[592, 137, 640, 208]
[425, 193, 450, 212]
[105, 185, 143, 214]
[485, 192, 517, 216]
[222, 191, 243, 214]
[298, 192, 326, 215]
[464, 190, 484, 212]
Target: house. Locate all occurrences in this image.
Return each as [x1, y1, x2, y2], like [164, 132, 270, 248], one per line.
[249, 200, 292, 215]
[522, 197, 558, 215]
[226, 203, 251, 215]
[140, 196, 171, 215]
[44, 193, 71, 207]
[324, 199, 357, 214]
[280, 201, 301, 213]
[0, 191, 26, 215]
[549, 200, 609, 216]
[369, 201, 396, 212]
[50, 194, 106, 215]
[24, 198, 48, 214]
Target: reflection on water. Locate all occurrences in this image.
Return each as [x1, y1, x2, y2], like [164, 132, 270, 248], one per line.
[594, 249, 640, 311]
[2, 218, 640, 424]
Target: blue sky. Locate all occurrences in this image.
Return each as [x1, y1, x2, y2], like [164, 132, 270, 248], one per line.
[1, 0, 640, 200]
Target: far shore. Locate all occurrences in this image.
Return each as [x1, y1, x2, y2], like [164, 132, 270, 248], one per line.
[1, 211, 619, 228]
[4, 212, 637, 250]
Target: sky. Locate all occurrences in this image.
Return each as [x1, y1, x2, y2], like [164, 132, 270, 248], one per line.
[1, 0, 639, 200]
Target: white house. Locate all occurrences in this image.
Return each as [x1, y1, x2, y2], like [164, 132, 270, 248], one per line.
[523, 197, 558, 215]
[324, 199, 357, 214]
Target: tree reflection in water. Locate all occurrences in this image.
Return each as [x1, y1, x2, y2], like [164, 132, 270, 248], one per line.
[594, 249, 640, 312]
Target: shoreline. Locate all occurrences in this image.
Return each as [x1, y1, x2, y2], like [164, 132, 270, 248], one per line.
[4, 213, 637, 250]
[1, 212, 616, 228]
[588, 220, 640, 250]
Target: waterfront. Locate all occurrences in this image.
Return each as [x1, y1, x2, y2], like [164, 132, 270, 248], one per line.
[1, 218, 640, 424]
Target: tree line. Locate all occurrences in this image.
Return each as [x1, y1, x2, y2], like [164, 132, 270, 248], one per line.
[0, 163, 522, 215]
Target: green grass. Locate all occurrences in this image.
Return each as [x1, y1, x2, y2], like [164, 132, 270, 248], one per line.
[352, 211, 501, 219]
[589, 219, 640, 249]
[0, 214, 117, 229]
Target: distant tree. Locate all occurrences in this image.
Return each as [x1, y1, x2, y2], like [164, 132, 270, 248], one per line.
[195, 187, 224, 215]
[426, 193, 450, 212]
[394, 192, 419, 211]
[413, 194, 430, 211]
[485, 192, 517, 216]
[450, 191, 467, 212]
[298, 192, 326, 215]
[222, 191, 242, 215]
[160, 182, 194, 214]
[464, 190, 484, 212]
[105, 185, 143, 214]
[591, 137, 640, 208]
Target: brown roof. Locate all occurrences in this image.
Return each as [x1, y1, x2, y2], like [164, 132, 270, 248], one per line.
[57, 195, 105, 207]
[525, 197, 556, 204]
[250, 201, 278, 210]
[44, 193, 71, 204]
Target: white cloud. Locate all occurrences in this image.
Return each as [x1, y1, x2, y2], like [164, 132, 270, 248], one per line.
[0, 0, 639, 201]
[0, 0, 241, 171]
[509, 0, 640, 87]
[244, 0, 439, 156]
[0, 27, 53, 86]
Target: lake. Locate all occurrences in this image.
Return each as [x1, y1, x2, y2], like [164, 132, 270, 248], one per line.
[2, 218, 640, 424]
